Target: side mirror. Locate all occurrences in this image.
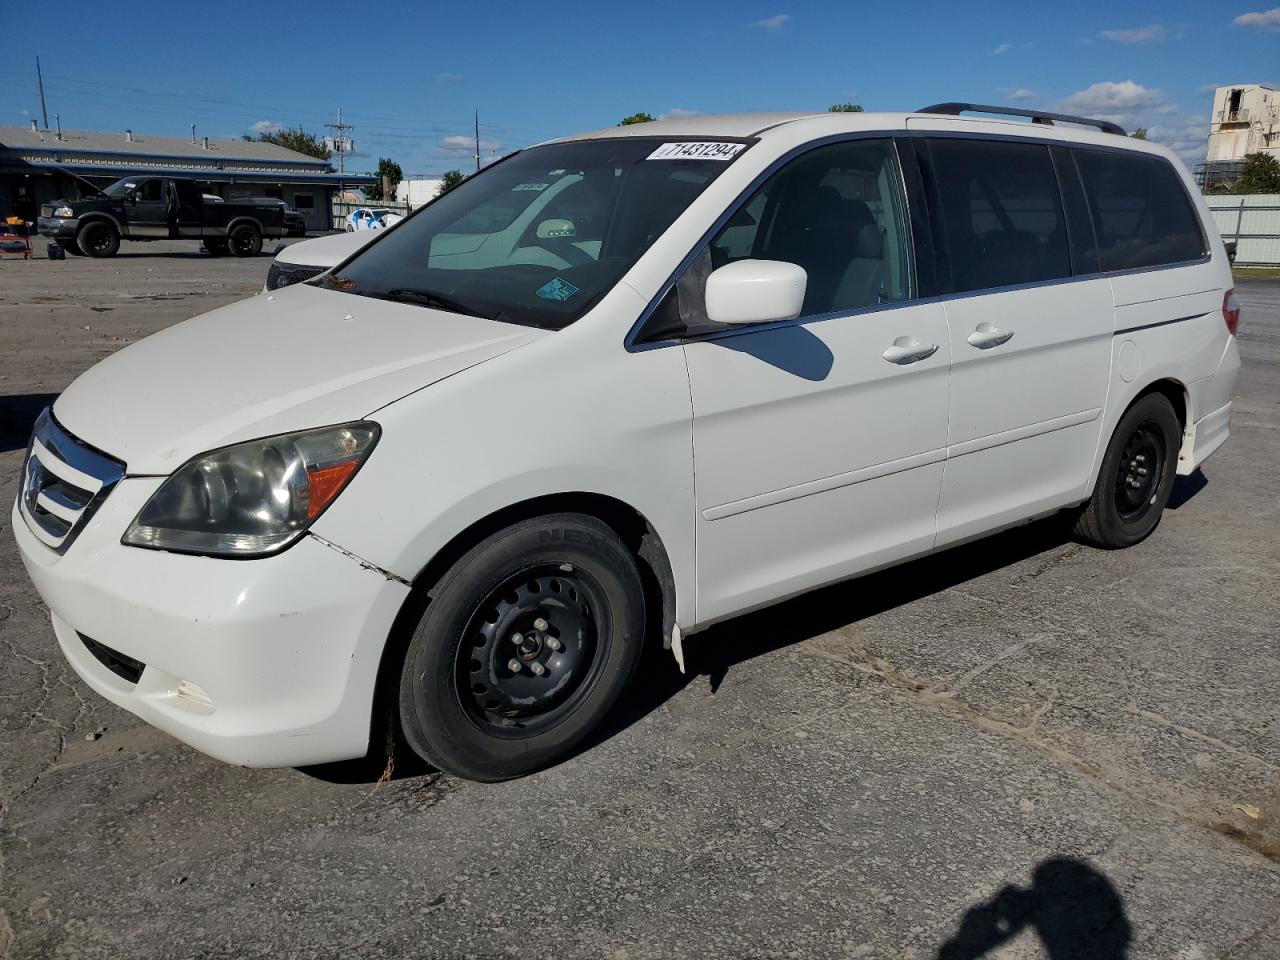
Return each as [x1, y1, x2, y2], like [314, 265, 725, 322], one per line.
[704, 259, 807, 326]
[536, 218, 576, 240]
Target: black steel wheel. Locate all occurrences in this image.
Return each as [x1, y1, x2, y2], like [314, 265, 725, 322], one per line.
[78, 221, 119, 258]
[1074, 392, 1180, 549]
[227, 223, 262, 257]
[459, 566, 612, 737]
[398, 513, 646, 781]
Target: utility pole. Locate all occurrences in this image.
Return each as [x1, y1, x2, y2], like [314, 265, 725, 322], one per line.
[325, 107, 354, 201]
[36, 57, 49, 130]
[474, 110, 480, 173]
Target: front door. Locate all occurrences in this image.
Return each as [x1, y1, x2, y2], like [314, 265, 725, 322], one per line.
[913, 136, 1114, 546]
[682, 137, 951, 624]
[124, 178, 171, 237]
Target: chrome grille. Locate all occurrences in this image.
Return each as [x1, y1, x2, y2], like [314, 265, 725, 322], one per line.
[18, 409, 125, 554]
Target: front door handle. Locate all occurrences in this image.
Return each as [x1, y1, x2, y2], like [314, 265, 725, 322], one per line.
[966, 322, 1015, 349]
[882, 336, 940, 365]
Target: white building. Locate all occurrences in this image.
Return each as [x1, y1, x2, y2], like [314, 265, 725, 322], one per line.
[1200, 84, 1280, 188]
[396, 178, 444, 209]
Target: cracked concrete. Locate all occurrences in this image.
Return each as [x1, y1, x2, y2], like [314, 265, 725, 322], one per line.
[0, 250, 1277, 958]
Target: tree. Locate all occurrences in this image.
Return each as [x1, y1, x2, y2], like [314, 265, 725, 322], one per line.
[365, 157, 404, 201]
[437, 170, 466, 196]
[618, 112, 655, 126]
[247, 126, 331, 160]
[828, 103, 864, 113]
[1237, 152, 1280, 194]
[1129, 128, 1149, 140]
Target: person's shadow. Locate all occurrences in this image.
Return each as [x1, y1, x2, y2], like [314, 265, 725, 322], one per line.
[938, 857, 1131, 959]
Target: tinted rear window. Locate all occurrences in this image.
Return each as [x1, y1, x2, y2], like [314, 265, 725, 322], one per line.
[1073, 150, 1206, 272]
[927, 139, 1071, 294]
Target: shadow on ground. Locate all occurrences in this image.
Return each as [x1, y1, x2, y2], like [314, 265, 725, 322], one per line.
[937, 857, 1131, 959]
[0, 393, 59, 453]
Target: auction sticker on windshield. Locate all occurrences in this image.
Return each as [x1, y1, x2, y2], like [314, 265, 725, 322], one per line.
[647, 142, 746, 161]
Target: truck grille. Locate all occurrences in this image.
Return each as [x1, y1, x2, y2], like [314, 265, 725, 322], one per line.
[18, 409, 125, 554]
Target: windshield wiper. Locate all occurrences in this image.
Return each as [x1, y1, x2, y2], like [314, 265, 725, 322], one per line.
[378, 288, 488, 319]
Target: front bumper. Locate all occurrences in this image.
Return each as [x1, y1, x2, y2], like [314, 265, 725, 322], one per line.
[36, 216, 80, 239]
[12, 478, 410, 767]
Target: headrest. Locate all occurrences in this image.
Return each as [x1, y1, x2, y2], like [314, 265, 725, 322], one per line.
[854, 221, 883, 259]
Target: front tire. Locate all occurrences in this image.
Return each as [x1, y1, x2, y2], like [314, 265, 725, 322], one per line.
[61, 239, 84, 256]
[77, 221, 119, 258]
[1074, 393, 1181, 549]
[398, 513, 646, 781]
[227, 223, 262, 257]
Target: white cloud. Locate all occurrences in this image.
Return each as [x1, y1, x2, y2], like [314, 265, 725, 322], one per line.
[991, 42, 1012, 55]
[1001, 87, 1037, 102]
[1146, 116, 1210, 166]
[1099, 24, 1168, 44]
[433, 134, 502, 159]
[1234, 8, 1280, 32]
[660, 108, 700, 119]
[435, 72, 464, 83]
[1057, 80, 1170, 127]
[250, 119, 283, 135]
[1056, 80, 1206, 165]
[750, 14, 790, 31]
[20, 108, 29, 117]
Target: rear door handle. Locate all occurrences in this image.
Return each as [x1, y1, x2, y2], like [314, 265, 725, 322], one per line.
[966, 322, 1014, 349]
[882, 336, 940, 365]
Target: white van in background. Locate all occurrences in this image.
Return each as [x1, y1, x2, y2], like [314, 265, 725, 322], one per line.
[15, 104, 1240, 781]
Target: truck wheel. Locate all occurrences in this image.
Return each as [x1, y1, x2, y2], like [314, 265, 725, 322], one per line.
[397, 513, 646, 781]
[227, 223, 262, 257]
[78, 221, 119, 258]
[62, 239, 84, 256]
[204, 238, 229, 256]
[1074, 393, 1181, 549]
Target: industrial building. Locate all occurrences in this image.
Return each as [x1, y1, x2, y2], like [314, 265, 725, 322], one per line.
[1198, 84, 1280, 190]
[0, 123, 375, 232]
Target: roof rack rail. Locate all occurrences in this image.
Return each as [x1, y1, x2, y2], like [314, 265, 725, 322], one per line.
[915, 102, 1126, 137]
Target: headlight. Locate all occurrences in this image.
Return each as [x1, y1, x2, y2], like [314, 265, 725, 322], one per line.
[54, 206, 74, 218]
[122, 423, 379, 557]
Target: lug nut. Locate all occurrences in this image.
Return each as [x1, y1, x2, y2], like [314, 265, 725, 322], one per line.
[546, 637, 563, 652]
[508, 659, 522, 673]
[533, 617, 549, 632]
[529, 662, 546, 676]
[510, 632, 523, 645]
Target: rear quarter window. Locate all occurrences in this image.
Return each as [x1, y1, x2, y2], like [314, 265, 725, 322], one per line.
[1073, 149, 1206, 272]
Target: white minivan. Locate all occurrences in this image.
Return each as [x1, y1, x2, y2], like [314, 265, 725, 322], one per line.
[14, 105, 1241, 781]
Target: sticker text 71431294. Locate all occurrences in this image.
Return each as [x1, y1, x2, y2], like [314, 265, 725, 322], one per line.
[646, 142, 746, 161]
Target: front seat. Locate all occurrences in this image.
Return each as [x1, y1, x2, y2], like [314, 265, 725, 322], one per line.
[834, 219, 888, 310]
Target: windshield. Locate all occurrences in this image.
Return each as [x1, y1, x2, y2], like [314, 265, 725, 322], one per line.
[317, 137, 751, 329]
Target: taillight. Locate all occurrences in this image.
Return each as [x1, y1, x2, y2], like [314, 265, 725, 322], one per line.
[1223, 289, 1240, 336]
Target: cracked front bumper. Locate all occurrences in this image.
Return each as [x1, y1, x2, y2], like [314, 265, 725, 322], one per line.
[12, 477, 410, 767]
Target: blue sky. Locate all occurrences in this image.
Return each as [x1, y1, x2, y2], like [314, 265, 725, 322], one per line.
[1, 1, 1276, 175]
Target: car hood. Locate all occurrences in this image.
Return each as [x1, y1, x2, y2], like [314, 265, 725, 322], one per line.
[276, 231, 375, 268]
[54, 283, 546, 474]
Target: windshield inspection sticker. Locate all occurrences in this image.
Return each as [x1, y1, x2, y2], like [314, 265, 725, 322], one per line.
[512, 182, 550, 192]
[537, 277, 580, 302]
[647, 141, 746, 161]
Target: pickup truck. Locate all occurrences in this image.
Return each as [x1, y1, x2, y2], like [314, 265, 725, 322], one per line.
[37, 175, 286, 258]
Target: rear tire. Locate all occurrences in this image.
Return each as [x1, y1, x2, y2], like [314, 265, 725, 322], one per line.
[397, 513, 646, 782]
[78, 221, 119, 258]
[227, 223, 262, 257]
[1074, 393, 1181, 549]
